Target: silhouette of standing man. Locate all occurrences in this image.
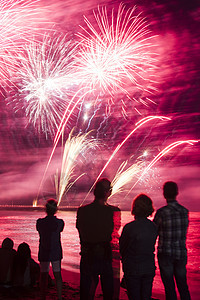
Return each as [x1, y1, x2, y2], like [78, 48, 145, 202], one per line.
[76, 178, 114, 300]
[154, 181, 191, 300]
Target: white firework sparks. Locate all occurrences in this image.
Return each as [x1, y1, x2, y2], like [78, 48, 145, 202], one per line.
[14, 34, 78, 135]
[55, 130, 98, 206]
[110, 160, 142, 197]
[76, 3, 158, 96]
[0, 0, 49, 85]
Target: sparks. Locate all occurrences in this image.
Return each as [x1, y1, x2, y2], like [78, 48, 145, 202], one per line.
[129, 139, 199, 192]
[13, 34, 78, 136]
[55, 130, 98, 206]
[81, 115, 170, 204]
[93, 116, 170, 183]
[0, 0, 48, 86]
[110, 161, 142, 197]
[76, 3, 158, 96]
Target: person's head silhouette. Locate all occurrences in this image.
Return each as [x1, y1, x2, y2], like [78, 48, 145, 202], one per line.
[94, 178, 112, 204]
[163, 181, 178, 202]
[2, 237, 14, 249]
[131, 193, 154, 218]
[45, 199, 58, 216]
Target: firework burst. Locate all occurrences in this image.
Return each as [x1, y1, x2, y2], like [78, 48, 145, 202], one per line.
[0, 0, 49, 86]
[13, 34, 78, 136]
[76, 3, 158, 96]
[55, 130, 98, 206]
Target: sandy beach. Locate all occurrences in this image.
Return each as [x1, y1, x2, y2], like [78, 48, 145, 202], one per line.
[58, 268, 199, 300]
[1, 265, 198, 300]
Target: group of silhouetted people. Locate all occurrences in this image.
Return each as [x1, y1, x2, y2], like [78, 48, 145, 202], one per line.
[0, 179, 191, 300]
[76, 179, 191, 300]
[0, 238, 40, 293]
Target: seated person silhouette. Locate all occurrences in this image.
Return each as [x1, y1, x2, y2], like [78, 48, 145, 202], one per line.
[13, 242, 40, 287]
[0, 238, 16, 286]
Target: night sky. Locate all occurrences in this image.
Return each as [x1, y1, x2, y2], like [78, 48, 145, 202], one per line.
[0, 0, 199, 211]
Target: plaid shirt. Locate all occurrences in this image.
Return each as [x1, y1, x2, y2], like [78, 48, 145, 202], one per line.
[153, 200, 189, 259]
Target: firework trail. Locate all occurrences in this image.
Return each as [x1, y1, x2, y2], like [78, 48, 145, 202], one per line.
[54, 130, 98, 206]
[0, 0, 49, 86]
[53, 88, 94, 144]
[128, 139, 199, 193]
[35, 88, 94, 201]
[93, 116, 170, 182]
[84, 104, 99, 132]
[13, 34, 78, 136]
[76, 3, 157, 96]
[110, 160, 142, 197]
[81, 115, 170, 204]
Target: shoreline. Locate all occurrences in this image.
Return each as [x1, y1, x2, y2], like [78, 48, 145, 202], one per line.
[0, 206, 79, 212]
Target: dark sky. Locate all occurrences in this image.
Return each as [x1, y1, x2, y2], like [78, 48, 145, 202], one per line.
[0, 0, 199, 210]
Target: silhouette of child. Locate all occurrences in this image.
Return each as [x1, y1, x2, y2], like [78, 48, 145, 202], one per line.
[36, 199, 64, 300]
[0, 238, 16, 286]
[13, 242, 40, 287]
